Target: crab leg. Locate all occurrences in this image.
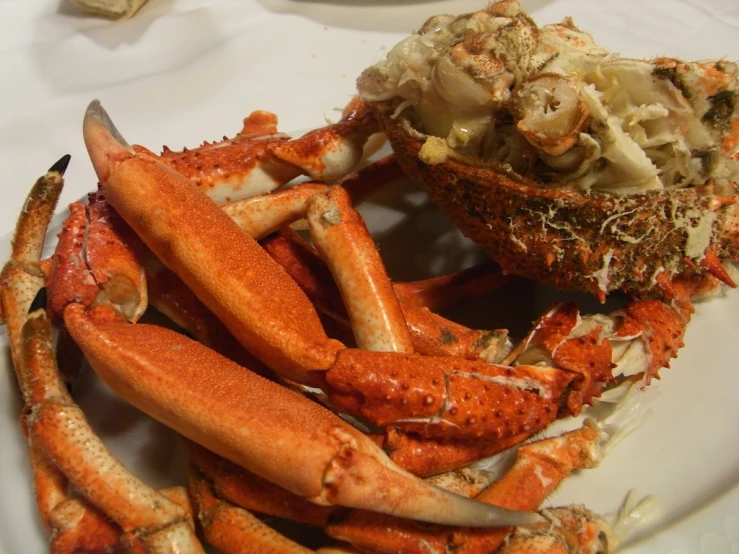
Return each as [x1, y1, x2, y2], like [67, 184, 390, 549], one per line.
[260, 229, 512, 362]
[46, 189, 148, 324]
[188, 423, 611, 554]
[148, 97, 382, 205]
[188, 467, 315, 554]
[1, 156, 66, 363]
[144, 257, 278, 379]
[186, 440, 337, 528]
[189, 465, 365, 554]
[223, 183, 329, 239]
[306, 186, 414, 353]
[1, 160, 205, 553]
[327, 423, 606, 554]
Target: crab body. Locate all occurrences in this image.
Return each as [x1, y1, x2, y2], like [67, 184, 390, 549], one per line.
[358, 0, 739, 297]
[382, 117, 737, 297]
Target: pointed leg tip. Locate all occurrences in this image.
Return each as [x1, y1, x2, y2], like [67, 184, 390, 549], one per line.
[49, 154, 71, 176]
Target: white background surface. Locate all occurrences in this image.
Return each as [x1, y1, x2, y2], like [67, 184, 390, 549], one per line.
[1, 0, 738, 552]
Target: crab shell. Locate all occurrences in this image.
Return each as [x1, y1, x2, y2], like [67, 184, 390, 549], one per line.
[380, 110, 739, 297]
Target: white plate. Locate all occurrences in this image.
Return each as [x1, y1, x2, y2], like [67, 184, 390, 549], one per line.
[1, 1, 738, 552]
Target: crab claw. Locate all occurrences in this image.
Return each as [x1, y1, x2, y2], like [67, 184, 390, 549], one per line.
[83, 99, 343, 382]
[84, 100, 135, 184]
[64, 305, 543, 529]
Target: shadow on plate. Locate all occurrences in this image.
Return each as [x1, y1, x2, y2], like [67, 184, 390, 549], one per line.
[257, 0, 555, 32]
[29, 0, 222, 97]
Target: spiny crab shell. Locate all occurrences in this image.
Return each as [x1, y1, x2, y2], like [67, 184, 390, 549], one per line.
[357, 0, 739, 297]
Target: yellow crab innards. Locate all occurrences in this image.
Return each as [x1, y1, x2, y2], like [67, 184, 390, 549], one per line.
[357, 0, 739, 196]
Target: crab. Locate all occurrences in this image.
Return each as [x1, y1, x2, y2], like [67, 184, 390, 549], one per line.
[356, 0, 739, 300]
[0, 89, 701, 553]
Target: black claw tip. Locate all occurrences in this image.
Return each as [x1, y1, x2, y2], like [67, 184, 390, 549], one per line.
[49, 154, 71, 176]
[29, 287, 48, 314]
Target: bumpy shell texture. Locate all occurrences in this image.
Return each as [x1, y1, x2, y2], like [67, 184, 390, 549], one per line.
[358, 0, 739, 296]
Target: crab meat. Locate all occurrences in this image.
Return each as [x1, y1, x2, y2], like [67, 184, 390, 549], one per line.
[357, 0, 739, 195]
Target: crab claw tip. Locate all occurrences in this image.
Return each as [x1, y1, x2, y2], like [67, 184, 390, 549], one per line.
[84, 100, 132, 149]
[83, 100, 134, 184]
[28, 287, 48, 315]
[48, 154, 71, 176]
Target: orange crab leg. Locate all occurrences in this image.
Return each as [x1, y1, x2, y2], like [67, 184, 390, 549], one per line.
[23, 309, 202, 553]
[372, 429, 536, 478]
[306, 186, 414, 353]
[148, 110, 297, 204]
[392, 261, 512, 313]
[260, 229, 511, 361]
[223, 182, 328, 239]
[326, 349, 572, 442]
[1, 157, 66, 365]
[223, 184, 415, 353]
[46, 488, 194, 554]
[147, 97, 382, 205]
[188, 467, 316, 554]
[186, 441, 337, 528]
[2, 159, 206, 553]
[188, 466, 364, 554]
[269, 96, 382, 183]
[63, 304, 541, 528]
[144, 256, 278, 379]
[327, 423, 604, 554]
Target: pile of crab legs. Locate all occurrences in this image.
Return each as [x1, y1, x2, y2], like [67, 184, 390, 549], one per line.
[0, 97, 712, 554]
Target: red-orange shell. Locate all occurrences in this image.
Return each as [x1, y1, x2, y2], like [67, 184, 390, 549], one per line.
[381, 111, 739, 297]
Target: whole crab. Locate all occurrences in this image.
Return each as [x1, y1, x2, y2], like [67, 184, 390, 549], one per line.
[357, 0, 739, 299]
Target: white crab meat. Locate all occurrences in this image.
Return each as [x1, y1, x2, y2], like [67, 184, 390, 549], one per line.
[357, 0, 739, 196]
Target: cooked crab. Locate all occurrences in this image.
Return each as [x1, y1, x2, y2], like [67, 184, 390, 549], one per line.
[0, 96, 689, 552]
[357, 0, 739, 298]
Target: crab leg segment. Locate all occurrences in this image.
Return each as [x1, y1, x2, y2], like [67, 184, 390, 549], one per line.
[64, 305, 542, 528]
[223, 182, 328, 239]
[143, 97, 381, 206]
[269, 96, 382, 183]
[186, 441, 337, 528]
[23, 305, 202, 553]
[326, 350, 571, 441]
[188, 467, 315, 554]
[1, 156, 66, 361]
[149, 110, 299, 204]
[306, 186, 414, 353]
[260, 230, 513, 362]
